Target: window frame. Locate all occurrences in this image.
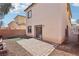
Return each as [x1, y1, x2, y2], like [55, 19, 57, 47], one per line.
[28, 26, 32, 33]
[27, 10, 32, 19]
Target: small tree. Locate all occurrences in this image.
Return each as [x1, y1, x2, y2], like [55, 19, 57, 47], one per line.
[0, 3, 12, 15]
[0, 3, 12, 28]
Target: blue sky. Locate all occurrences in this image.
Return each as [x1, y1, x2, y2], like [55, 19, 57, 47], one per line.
[2, 3, 79, 27]
[70, 3, 79, 24]
[2, 3, 31, 27]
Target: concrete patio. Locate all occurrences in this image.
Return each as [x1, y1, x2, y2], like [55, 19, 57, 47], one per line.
[17, 38, 56, 56]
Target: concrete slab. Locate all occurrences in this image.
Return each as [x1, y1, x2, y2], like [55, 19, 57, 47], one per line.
[16, 38, 55, 56]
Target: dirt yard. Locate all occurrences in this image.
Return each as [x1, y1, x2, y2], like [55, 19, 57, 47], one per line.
[4, 39, 31, 56]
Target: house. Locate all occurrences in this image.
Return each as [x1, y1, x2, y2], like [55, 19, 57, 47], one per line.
[7, 15, 27, 38]
[8, 21, 17, 29]
[14, 15, 26, 29]
[8, 15, 26, 30]
[24, 3, 72, 44]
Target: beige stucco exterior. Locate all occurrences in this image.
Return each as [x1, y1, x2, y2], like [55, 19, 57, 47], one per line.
[14, 15, 26, 25]
[8, 15, 26, 30]
[25, 3, 71, 44]
[8, 21, 17, 29]
[14, 15, 26, 29]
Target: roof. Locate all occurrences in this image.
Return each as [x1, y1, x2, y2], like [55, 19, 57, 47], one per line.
[14, 15, 26, 19]
[24, 3, 35, 11]
[8, 21, 15, 25]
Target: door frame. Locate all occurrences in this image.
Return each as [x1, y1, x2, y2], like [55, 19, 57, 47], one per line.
[34, 25, 42, 40]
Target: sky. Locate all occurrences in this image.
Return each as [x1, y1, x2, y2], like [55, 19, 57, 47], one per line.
[70, 3, 79, 24]
[2, 3, 31, 27]
[1, 3, 79, 27]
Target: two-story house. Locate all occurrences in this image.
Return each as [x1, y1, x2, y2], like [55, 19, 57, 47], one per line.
[14, 15, 26, 29]
[24, 3, 72, 44]
[8, 15, 26, 30]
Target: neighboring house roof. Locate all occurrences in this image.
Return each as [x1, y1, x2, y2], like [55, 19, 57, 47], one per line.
[8, 21, 16, 25]
[14, 15, 26, 20]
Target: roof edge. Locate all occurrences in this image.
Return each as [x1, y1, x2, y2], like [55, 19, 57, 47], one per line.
[14, 15, 26, 19]
[24, 3, 35, 11]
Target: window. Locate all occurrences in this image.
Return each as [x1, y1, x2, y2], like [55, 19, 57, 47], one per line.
[27, 10, 32, 19]
[28, 26, 32, 33]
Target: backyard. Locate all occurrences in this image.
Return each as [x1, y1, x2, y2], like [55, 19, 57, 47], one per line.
[0, 3, 79, 56]
[1, 38, 78, 56]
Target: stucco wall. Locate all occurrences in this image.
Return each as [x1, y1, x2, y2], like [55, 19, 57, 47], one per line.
[8, 16, 27, 30]
[8, 21, 18, 29]
[15, 16, 26, 25]
[25, 3, 70, 44]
